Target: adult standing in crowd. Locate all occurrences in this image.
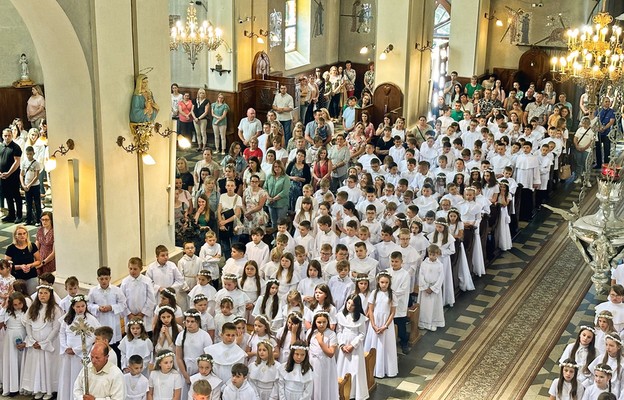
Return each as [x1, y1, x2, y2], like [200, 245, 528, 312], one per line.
[26, 85, 46, 130]
[73, 343, 125, 400]
[192, 88, 210, 152]
[171, 83, 183, 125]
[0, 128, 23, 223]
[273, 85, 294, 145]
[177, 92, 195, 146]
[5, 225, 40, 294]
[596, 96, 615, 166]
[265, 160, 291, 228]
[238, 108, 263, 148]
[211, 93, 229, 155]
[35, 211, 55, 274]
[329, 134, 351, 192]
[344, 60, 357, 98]
[573, 116, 595, 185]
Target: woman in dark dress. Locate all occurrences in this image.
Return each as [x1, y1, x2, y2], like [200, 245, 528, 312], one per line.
[286, 150, 312, 212]
[5, 225, 40, 294]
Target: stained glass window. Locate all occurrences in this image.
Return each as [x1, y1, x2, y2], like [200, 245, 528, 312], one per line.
[285, 0, 297, 52]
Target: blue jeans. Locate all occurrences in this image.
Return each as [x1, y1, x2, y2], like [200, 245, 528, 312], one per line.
[394, 316, 409, 347]
[573, 148, 589, 178]
[282, 120, 292, 146]
[24, 184, 42, 223]
[269, 206, 288, 228]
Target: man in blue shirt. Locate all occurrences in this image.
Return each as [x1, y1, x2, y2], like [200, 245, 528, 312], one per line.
[596, 97, 615, 166]
[342, 96, 357, 134]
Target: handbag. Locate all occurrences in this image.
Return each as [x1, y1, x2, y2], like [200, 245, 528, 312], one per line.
[221, 195, 243, 236]
[559, 164, 572, 180]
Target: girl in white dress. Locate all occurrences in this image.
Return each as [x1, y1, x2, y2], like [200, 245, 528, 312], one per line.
[149, 350, 184, 400]
[363, 272, 398, 378]
[495, 182, 513, 251]
[274, 253, 301, 300]
[152, 306, 182, 355]
[278, 290, 304, 331]
[297, 261, 324, 309]
[582, 363, 612, 399]
[21, 285, 62, 400]
[246, 315, 277, 365]
[594, 311, 615, 358]
[548, 358, 584, 400]
[2, 292, 27, 396]
[248, 341, 280, 400]
[427, 219, 456, 307]
[336, 294, 369, 400]
[588, 333, 624, 395]
[307, 312, 338, 400]
[239, 261, 262, 324]
[277, 341, 313, 400]
[234, 316, 252, 353]
[303, 284, 338, 331]
[120, 318, 154, 375]
[58, 294, 101, 400]
[354, 275, 371, 314]
[154, 288, 184, 326]
[418, 245, 445, 332]
[559, 326, 596, 386]
[447, 209, 475, 292]
[215, 274, 252, 318]
[275, 311, 306, 363]
[252, 280, 283, 331]
[175, 309, 214, 398]
[188, 354, 223, 400]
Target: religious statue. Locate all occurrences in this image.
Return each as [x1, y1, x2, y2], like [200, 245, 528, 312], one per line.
[129, 73, 160, 124]
[313, 0, 324, 37]
[20, 54, 29, 81]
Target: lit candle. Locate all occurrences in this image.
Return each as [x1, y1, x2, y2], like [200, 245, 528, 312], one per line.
[551, 56, 558, 72]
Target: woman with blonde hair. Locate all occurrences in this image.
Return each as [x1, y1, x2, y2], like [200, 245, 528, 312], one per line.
[5, 225, 41, 293]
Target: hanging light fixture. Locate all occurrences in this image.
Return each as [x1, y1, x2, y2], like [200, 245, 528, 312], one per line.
[170, 1, 223, 69]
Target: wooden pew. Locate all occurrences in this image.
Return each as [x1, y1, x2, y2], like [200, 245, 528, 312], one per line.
[409, 303, 421, 345]
[338, 373, 352, 400]
[364, 348, 377, 392]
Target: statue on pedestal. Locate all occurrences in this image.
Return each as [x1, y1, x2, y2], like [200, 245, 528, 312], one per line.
[13, 53, 35, 88]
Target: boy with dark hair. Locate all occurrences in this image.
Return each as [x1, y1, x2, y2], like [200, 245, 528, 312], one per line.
[222, 363, 259, 399]
[88, 266, 127, 357]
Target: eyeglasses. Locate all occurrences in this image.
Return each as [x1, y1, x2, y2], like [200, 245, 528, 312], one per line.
[41, 218, 50, 221]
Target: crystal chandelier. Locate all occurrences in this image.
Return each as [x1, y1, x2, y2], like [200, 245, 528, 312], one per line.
[170, 2, 223, 70]
[546, 2, 624, 294]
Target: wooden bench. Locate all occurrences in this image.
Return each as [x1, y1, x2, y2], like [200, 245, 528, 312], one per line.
[364, 348, 377, 392]
[338, 373, 352, 400]
[409, 303, 421, 345]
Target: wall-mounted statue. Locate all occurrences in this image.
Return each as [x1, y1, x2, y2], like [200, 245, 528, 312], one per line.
[130, 74, 159, 123]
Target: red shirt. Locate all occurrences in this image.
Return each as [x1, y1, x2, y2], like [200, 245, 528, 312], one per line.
[243, 147, 263, 161]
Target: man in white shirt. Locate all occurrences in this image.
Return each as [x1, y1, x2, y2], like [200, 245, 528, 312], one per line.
[272, 85, 294, 144]
[237, 108, 263, 147]
[74, 343, 125, 400]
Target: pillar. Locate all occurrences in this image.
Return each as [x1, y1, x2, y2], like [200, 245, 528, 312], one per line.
[448, 0, 490, 77]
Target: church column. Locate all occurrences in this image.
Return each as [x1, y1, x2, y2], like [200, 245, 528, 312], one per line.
[448, 0, 491, 77]
[375, 0, 435, 125]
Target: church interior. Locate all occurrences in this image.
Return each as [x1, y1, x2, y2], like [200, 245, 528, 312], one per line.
[1, 0, 624, 399]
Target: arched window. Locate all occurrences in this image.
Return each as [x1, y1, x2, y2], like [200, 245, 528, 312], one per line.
[284, 0, 311, 70]
[430, 1, 451, 115]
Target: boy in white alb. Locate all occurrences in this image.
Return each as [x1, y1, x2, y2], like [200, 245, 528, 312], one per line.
[314, 215, 339, 259]
[88, 267, 127, 347]
[222, 243, 248, 277]
[246, 228, 270, 268]
[121, 257, 157, 332]
[295, 221, 315, 256]
[328, 261, 355, 311]
[146, 245, 185, 294]
[125, 355, 149, 400]
[350, 242, 379, 287]
[374, 227, 401, 273]
[388, 251, 412, 353]
[204, 323, 247, 384]
[199, 232, 222, 287]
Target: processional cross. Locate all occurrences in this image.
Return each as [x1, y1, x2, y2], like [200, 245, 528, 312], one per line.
[70, 318, 95, 394]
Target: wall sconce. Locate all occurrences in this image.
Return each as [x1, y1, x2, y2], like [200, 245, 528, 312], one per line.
[117, 122, 190, 165]
[238, 16, 256, 24]
[415, 41, 434, 52]
[45, 139, 75, 171]
[484, 12, 503, 27]
[359, 43, 375, 54]
[379, 44, 394, 60]
[244, 30, 268, 44]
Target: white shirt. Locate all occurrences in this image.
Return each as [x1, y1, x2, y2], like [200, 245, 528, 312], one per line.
[146, 261, 184, 293]
[73, 361, 125, 400]
[87, 285, 127, 343]
[120, 274, 157, 330]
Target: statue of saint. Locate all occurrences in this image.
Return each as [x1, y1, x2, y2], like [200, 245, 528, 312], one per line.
[20, 53, 29, 81]
[130, 74, 159, 123]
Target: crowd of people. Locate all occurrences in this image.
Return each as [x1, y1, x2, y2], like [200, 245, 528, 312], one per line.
[0, 67, 612, 400]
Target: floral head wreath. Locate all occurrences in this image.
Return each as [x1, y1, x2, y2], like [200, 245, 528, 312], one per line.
[448, 207, 460, 214]
[287, 311, 303, 320]
[354, 276, 369, 282]
[559, 361, 580, 369]
[70, 294, 87, 304]
[159, 305, 176, 314]
[37, 284, 54, 292]
[376, 270, 391, 279]
[259, 339, 274, 350]
[162, 287, 175, 297]
[197, 354, 214, 365]
[192, 294, 208, 303]
[499, 181, 509, 187]
[266, 278, 279, 285]
[222, 273, 238, 281]
[197, 270, 212, 277]
[290, 344, 309, 351]
[127, 319, 144, 326]
[579, 325, 595, 333]
[313, 311, 330, 319]
[256, 314, 271, 325]
[220, 296, 234, 305]
[597, 311, 614, 320]
[595, 365, 613, 375]
[184, 310, 201, 318]
[435, 220, 449, 226]
[606, 334, 623, 346]
[156, 351, 175, 362]
[232, 315, 247, 324]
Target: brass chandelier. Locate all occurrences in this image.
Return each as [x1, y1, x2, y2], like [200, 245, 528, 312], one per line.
[170, 1, 223, 69]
